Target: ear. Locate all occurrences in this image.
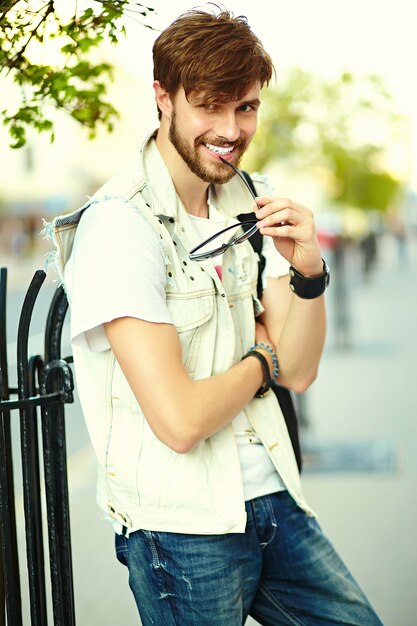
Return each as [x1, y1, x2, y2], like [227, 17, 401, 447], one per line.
[153, 81, 173, 119]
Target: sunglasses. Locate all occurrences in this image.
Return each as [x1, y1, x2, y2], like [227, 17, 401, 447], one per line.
[188, 157, 260, 261]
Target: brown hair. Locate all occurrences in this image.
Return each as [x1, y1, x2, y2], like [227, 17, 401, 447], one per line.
[153, 6, 274, 111]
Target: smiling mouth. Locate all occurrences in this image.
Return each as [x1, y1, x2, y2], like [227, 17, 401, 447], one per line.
[203, 142, 234, 156]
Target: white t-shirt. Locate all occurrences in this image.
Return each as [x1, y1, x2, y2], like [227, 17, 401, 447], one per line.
[189, 204, 287, 500]
[65, 197, 289, 502]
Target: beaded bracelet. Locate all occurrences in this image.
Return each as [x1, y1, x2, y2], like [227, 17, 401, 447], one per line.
[248, 342, 279, 383]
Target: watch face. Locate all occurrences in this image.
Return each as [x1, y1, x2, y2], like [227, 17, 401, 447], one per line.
[323, 261, 330, 286]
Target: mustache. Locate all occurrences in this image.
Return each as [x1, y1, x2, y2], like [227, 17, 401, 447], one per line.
[196, 135, 247, 150]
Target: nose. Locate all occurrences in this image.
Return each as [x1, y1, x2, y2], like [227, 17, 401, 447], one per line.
[214, 111, 240, 143]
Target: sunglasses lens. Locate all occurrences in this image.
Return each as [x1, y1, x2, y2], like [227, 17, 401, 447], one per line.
[233, 232, 251, 245]
[190, 224, 242, 259]
[189, 219, 259, 260]
[189, 240, 230, 261]
[233, 224, 258, 244]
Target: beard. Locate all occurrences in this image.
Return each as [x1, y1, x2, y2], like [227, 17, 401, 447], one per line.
[168, 109, 249, 184]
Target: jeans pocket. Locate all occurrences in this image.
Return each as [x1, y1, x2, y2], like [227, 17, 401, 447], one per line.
[115, 533, 128, 567]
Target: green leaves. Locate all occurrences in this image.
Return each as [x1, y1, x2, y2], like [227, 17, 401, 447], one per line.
[0, 1, 155, 147]
[3, 104, 54, 148]
[244, 68, 402, 212]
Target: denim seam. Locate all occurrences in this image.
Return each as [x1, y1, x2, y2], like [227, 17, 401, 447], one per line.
[142, 530, 161, 568]
[144, 531, 179, 626]
[257, 583, 307, 626]
[251, 496, 278, 549]
[265, 495, 278, 548]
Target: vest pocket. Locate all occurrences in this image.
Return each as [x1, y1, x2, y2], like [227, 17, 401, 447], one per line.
[166, 291, 214, 375]
[105, 360, 144, 507]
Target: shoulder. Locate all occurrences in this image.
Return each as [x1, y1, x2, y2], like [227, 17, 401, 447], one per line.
[78, 196, 154, 236]
[74, 196, 164, 260]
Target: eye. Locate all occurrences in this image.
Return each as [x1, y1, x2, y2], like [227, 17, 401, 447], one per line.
[238, 104, 253, 113]
[201, 103, 217, 112]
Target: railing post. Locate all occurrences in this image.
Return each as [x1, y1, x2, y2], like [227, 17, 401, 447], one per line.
[0, 268, 23, 626]
[0, 267, 75, 625]
[41, 285, 75, 626]
[17, 270, 49, 626]
[0, 268, 6, 626]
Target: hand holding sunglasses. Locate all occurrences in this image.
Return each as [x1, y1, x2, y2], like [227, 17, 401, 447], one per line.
[189, 157, 260, 261]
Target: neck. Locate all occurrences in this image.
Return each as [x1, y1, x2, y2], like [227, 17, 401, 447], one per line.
[155, 126, 210, 218]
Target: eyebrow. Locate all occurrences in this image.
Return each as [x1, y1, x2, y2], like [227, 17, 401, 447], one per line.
[190, 94, 261, 108]
[240, 98, 261, 108]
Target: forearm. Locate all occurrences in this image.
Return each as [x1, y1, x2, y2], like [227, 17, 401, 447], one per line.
[104, 317, 270, 454]
[255, 191, 330, 392]
[274, 292, 326, 392]
[162, 356, 266, 452]
[259, 271, 326, 392]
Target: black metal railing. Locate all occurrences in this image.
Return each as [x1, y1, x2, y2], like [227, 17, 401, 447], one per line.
[0, 267, 76, 625]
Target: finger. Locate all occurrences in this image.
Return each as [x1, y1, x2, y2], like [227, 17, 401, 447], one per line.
[255, 196, 274, 206]
[256, 208, 300, 229]
[259, 224, 297, 238]
[255, 197, 304, 217]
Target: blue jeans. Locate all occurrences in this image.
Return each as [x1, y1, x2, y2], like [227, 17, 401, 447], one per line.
[115, 491, 383, 625]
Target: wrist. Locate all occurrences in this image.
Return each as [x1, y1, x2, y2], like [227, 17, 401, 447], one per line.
[241, 349, 272, 398]
[295, 262, 325, 278]
[249, 343, 279, 383]
[290, 250, 324, 278]
[289, 258, 330, 299]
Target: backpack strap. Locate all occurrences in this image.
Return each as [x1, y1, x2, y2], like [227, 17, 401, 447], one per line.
[237, 171, 266, 300]
[237, 170, 303, 473]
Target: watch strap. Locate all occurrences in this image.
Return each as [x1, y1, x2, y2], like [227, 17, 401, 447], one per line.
[289, 259, 330, 300]
[241, 350, 272, 397]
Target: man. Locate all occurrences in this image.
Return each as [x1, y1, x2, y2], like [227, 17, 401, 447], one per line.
[48, 7, 382, 626]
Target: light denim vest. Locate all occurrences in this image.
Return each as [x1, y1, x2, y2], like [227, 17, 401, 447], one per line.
[45, 130, 314, 534]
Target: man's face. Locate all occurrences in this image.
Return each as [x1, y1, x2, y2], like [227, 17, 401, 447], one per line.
[168, 84, 261, 184]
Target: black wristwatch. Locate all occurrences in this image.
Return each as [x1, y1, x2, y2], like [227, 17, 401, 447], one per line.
[289, 259, 330, 299]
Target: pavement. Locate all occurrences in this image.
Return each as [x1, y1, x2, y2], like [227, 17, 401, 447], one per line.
[7, 232, 417, 625]
[299, 234, 417, 626]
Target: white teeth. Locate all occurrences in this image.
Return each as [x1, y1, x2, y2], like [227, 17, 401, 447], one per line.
[204, 143, 234, 155]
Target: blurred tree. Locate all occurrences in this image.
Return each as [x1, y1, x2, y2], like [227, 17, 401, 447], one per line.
[0, 0, 155, 148]
[244, 68, 402, 212]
